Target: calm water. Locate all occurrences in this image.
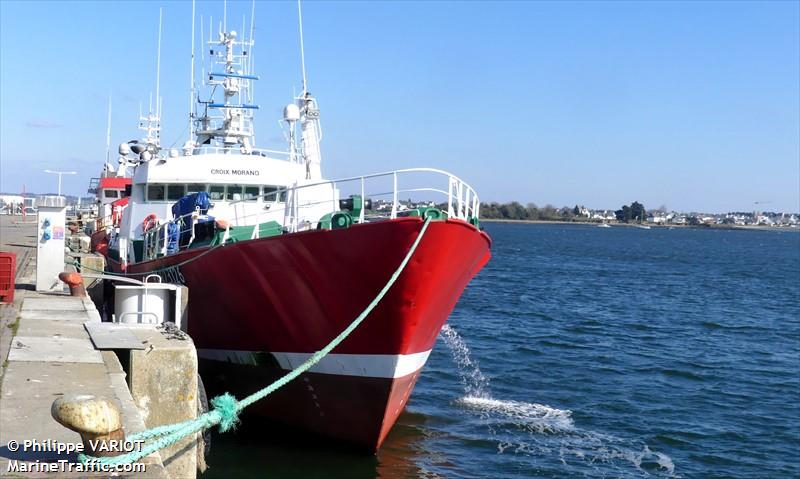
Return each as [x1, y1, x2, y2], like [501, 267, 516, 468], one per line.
[203, 223, 800, 478]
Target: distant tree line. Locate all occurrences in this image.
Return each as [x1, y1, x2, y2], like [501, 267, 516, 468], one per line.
[479, 202, 587, 221]
[477, 201, 655, 223]
[615, 201, 645, 223]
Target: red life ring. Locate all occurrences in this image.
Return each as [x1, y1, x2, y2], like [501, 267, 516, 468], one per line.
[142, 214, 159, 232]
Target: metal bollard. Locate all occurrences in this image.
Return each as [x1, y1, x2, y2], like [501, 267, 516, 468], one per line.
[51, 394, 125, 457]
[59, 272, 87, 297]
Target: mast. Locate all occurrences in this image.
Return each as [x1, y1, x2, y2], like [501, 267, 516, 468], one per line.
[139, 9, 163, 153]
[104, 93, 113, 175]
[188, 0, 196, 146]
[193, 7, 259, 154]
[248, 0, 256, 103]
[156, 8, 162, 121]
[295, 0, 322, 179]
[297, 0, 308, 95]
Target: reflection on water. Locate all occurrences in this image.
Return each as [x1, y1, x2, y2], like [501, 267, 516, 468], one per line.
[200, 409, 431, 478]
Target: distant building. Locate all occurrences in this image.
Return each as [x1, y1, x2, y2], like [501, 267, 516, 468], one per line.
[0, 195, 25, 215]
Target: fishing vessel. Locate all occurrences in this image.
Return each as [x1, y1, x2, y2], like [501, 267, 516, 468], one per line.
[95, 4, 491, 451]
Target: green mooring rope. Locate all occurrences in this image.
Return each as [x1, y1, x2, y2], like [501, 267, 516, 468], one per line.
[77, 217, 432, 467]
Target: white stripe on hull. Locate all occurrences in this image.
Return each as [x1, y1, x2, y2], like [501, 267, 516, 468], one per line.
[197, 348, 431, 379]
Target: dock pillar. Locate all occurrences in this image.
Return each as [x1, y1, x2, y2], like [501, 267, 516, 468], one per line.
[127, 326, 199, 478]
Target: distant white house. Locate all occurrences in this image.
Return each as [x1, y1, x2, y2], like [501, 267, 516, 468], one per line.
[591, 210, 617, 221]
[756, 215, 774, 226]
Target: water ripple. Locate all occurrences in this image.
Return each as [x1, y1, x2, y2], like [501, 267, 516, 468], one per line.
[408, 224, 799, 478]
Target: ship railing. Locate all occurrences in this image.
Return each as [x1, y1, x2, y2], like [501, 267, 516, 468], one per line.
[229, 167, 480, 235]
[93, 203, 126, 232]
[96, 213, 114, 232]
[140, 168, 479, 260]
[190, 145, 291, 159]
[75, 211, 114, 242]
[141, 209, 218, 261]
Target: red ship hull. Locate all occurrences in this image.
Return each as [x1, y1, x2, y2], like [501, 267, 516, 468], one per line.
[111, 218, 491, 450]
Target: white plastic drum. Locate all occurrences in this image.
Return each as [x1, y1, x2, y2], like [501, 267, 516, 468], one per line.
[114, 276, 172, 325]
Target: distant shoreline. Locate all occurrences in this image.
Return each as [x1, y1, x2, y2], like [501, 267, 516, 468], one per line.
[480, 218, 800, 232]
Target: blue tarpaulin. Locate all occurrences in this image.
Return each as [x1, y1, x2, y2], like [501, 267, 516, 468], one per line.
[171, 192, 214, 247]
[171, 192, 211, 219]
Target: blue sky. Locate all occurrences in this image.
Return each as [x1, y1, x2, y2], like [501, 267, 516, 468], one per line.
[1, 0, 798, 212]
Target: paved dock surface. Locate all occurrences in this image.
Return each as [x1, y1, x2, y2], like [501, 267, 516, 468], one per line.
[0, 216, 167, 477]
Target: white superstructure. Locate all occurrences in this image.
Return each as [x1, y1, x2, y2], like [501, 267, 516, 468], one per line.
[103, 3, 481, 269]
[110, 8, 337, 266]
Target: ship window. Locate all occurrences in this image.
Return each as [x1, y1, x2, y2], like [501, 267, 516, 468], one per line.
[147, 184, 165, 201]
[167, 184, 186, 200]
[104, 190, 119, 199]
[187, 183, 207, 194]
[243, 186, 259, 202]
[226, 184, 243, 201]
[263, 186, 276, 202]
[209, 184, 225, 201]
[263, 186, 286, 202]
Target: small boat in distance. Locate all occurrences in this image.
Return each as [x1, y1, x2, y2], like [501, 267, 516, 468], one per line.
[597, 222, 611, 228]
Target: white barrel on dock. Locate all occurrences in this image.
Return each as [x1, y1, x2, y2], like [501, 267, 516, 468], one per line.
[114, 275, 180, 325]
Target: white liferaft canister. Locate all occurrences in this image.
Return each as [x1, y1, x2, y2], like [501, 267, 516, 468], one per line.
[114, 275, 172, 325]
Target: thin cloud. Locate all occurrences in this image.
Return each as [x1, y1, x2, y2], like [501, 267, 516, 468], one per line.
[25, 119, 62, 129]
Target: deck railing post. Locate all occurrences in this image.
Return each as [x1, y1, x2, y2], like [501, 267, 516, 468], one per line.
[253, 202, 261, 240]
[391, 172, 398, 219]
[447, 176, 455, 218]
[291, 182, 299, 232]
[161, 223, 168, 256]
[283, 188, 290, 232]
[359, 177, 365, 224]
[332, 181, 337, 217]
[456, 181, 464, 220]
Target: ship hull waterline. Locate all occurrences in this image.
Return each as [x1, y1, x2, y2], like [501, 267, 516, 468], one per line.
[106, 217, 491, 451]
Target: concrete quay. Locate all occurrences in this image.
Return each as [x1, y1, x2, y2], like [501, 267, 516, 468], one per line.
[0, 216, 199, 478]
